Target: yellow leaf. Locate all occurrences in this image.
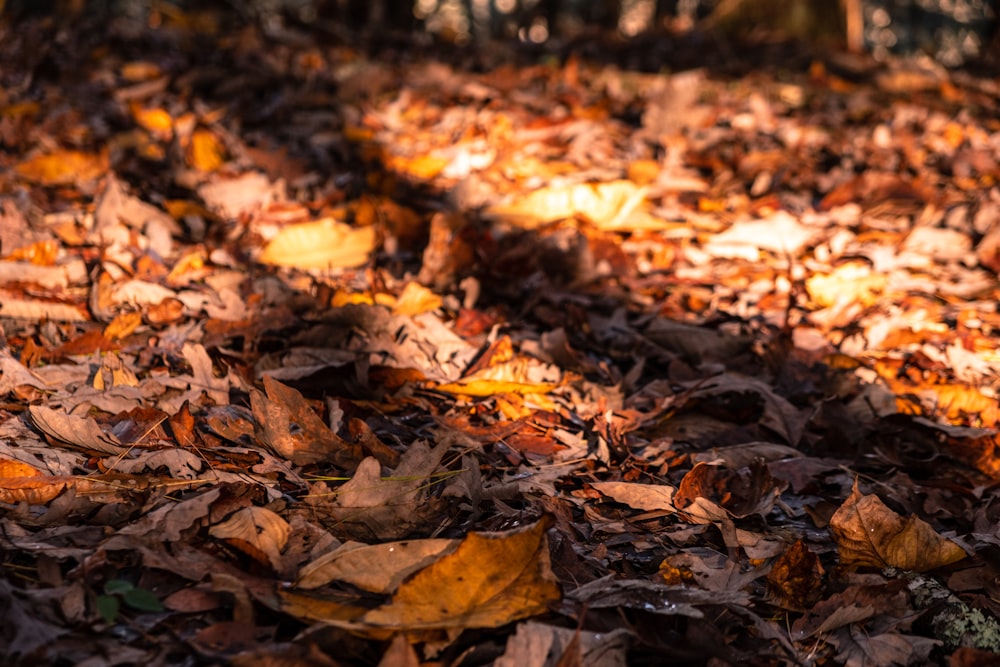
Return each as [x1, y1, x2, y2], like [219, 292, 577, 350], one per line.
[16, 150, 105, 185]
[392, 282, 442, 316]
[280, 521, 559, 634]
[435, 379, 556, 397]
[258, 219, 377, 270]
[363, 519, 560, 629]
[4, 239, 59, 265]
[829, 482, 966, 572]
[387, 154, 449, 180]
[187, 129, 226, 172]
[0, 101, 40, 119]
[104, 311, 143, 340]
[806, 262, 886, 308]
[485, 180, 649, 230]
[132, 106, 173, 138]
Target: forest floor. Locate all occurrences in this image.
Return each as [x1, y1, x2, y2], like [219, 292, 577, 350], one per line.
[3, 7, 1000, 667]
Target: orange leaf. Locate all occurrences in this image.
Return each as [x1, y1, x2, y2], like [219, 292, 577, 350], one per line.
[104, 311, 143, 341]
[829, 482, 966, 572]
[187, 129, 226, 171]
[362, 518, 560, 629]
[0, 458, 65, 504]
[16, 150, 105, 185]
[132, 106, 173, 138]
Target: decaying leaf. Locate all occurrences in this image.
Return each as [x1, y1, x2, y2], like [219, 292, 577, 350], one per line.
[320, 439, 449, 540]
[829, 482, 966, 572]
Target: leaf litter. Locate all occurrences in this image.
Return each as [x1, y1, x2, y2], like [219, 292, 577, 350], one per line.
[2, 7, 1000, 666]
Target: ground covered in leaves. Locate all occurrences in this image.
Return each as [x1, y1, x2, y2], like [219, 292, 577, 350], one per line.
[3, 8, 1000, 667]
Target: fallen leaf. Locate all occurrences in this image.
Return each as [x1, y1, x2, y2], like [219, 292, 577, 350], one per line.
[209, 506, 290, 570]
[829, 482, 966, 572]
[15, 150, 105, 185]
[362, 518, 559, 629]
[251, 375, 357, 467]
[187, 128, 226, 171]
[28, 405, 127, 455]
[766, 539, 824, 611]
[258, 219, 377, 269]
[485, 180, 649, 229]
[295, 538, 458, 592]
[590, 481, 677, 512]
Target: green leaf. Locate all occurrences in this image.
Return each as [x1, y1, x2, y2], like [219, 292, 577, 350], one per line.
[122, 587, 164, 612]
[96, 594, 120, 624]
[103, 579, 134, 595]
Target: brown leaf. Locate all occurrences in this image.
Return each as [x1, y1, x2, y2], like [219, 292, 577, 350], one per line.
[590, 481, 677, 512]
[766, 539, 824, 611]
[295, 538, 458, 592]
[829, 482, 966, 572]
[251, 375, 358, 467]
[362, 518, 560, 630]
[281, 520, 560, 633]
[674, 460, 785, 520]
[28, 405, 127, 455]
[209, 506, 290, 571]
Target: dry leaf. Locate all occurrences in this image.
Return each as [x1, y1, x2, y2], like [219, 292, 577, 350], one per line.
[590, 481, 677, 512]
[362, 518, 560, 629]
[323, 440, 448, 540]
[829, 482, 966, 572]
[0, 458, 65, 504]
[28, 405, 127, 455]
[392, 282, 443, 316]
[209, 506, 290, 570]
[258, 219, 377, 269]
[296, 538, 458, 592]
[251, 375, 356, 467]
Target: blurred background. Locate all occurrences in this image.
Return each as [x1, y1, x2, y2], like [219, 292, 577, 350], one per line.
[2, 0, 997, 66]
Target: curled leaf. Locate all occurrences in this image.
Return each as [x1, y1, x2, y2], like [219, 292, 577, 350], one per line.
[829, 482, 966, 572]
